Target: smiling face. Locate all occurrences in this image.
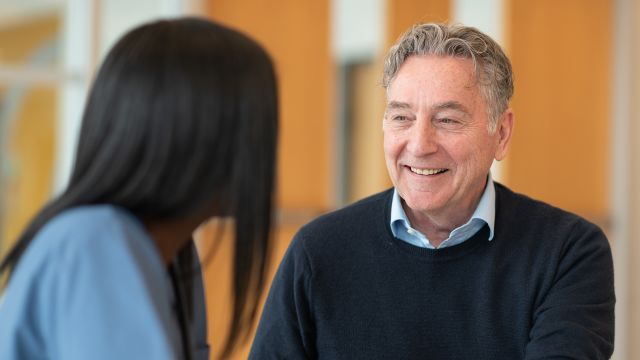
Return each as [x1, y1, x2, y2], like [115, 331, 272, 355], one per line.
[383, 55, 513, 225]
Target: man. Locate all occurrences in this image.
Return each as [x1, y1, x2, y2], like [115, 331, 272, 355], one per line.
[250, 23, 615, 359]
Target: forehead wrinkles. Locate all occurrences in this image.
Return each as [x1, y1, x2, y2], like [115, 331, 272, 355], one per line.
[386, 58, 482, 111]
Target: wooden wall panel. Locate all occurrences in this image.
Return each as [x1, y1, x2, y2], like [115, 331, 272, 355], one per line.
[386, 0, 450, 46]
[507, 0, 612, 224]
[346, 62, 389, 203]
[2, 88, 56, 245]
[0, 16, 58, 254]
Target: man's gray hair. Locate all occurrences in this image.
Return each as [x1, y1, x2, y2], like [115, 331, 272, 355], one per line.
[383, 23, 514, 132]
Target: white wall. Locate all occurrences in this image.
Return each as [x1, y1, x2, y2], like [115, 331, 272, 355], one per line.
[331, 0, 386, 62]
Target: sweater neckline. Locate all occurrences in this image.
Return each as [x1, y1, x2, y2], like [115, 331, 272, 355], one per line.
[381, 189, 492, 262]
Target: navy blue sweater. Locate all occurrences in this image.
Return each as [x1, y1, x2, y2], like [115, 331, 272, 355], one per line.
[250, 184, 615, 359]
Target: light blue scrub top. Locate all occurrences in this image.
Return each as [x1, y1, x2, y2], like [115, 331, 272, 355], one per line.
[0, 205, 209, 360]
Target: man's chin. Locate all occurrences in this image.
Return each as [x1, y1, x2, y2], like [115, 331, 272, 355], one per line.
[402, 194, 448, 215]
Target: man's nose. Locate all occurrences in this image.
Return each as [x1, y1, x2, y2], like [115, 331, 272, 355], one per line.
[406, 119, 438, 156]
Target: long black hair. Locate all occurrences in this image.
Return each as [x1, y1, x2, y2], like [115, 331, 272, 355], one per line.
[0, 17, 278, 358]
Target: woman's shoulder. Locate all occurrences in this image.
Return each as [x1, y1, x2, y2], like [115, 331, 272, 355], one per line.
[41, 205, 143, 241]
[18, 204, 161, 281]
[0, 205, 179, 359]
[31, 205, 149, 256]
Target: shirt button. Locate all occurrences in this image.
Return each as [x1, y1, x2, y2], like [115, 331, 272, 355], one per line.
[407, 228, 416, 235]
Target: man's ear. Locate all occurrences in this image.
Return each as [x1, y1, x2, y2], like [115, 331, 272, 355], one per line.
[494, 109, 514, 161]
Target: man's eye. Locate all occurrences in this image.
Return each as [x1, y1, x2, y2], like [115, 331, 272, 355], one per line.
[393, 115, 409, 121]
[436, 118, 463, 127]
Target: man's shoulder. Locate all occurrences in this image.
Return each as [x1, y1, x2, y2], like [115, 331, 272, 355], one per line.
[495, 182, 583, 220]
[288, 189, 393, 257]
[494, 182, 604, 239]
[300, 189, 392, 234]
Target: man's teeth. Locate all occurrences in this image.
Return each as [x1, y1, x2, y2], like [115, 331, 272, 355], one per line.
[410, 167, 447, 175]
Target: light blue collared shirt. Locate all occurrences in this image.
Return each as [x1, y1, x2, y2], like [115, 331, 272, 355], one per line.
[390, 175, 495, 249]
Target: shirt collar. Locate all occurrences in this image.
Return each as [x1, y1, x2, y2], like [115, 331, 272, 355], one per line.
[390, 174, 496, 241]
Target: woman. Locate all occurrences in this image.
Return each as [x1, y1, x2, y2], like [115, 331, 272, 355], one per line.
[0, 17, 278, 360]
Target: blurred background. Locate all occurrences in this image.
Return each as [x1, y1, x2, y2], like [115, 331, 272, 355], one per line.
[0, 0, 637, 358]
